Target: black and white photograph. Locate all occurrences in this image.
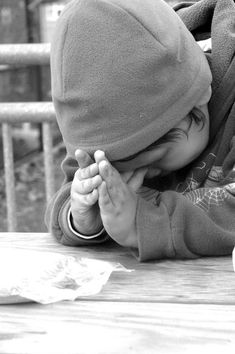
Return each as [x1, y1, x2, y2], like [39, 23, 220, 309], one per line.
[0, 0, 235, 353]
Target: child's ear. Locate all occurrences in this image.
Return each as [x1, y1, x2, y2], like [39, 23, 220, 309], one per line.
[197, 85, 212, 106]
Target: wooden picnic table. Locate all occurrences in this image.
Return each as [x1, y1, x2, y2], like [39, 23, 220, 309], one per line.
[0, 232, 235, 353]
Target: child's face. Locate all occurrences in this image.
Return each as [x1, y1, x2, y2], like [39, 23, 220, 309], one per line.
[113, 102, 210, 179]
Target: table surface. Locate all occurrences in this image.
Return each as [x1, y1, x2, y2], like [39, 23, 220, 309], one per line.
[0, 232, 235, 354]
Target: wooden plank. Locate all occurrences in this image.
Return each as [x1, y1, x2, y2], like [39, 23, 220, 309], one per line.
[0, 233, 235, 305]
[0, 301, 235, 353]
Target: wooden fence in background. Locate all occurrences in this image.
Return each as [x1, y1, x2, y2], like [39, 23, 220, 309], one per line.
[0, 43, 56, 231]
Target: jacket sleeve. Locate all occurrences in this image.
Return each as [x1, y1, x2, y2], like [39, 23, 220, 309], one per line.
[133, 182, 235, 261]
[44, 155, 110, 246]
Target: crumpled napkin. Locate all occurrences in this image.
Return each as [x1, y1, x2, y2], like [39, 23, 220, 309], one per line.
[0, 248, 132, 304]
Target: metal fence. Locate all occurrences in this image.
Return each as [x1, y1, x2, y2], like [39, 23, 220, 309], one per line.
[0, 43, 56, 231]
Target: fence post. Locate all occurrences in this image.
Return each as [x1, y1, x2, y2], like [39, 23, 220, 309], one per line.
[0, 43, 56, 231]
[2, 123, 17, 231]
[42, 122, 55, 205]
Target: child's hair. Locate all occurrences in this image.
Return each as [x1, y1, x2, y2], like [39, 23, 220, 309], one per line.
[118, 107, 206, 162]
[157, 107, 206, 143]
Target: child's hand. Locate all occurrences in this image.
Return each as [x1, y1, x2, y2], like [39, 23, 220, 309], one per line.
[94, 151, 146, 248]
[121, 169, 148, 193]
[70, 149, 103, 235]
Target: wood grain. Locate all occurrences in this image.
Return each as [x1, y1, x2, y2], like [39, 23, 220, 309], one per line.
[0, 232, 235, 353]
[0, 233, 234, 304]
[1, 301, 235, 353]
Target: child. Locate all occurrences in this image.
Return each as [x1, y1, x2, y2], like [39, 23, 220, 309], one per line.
[46, 0, 235, 261]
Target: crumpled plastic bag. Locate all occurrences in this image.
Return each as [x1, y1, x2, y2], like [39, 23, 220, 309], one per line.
[0, 248, 133, 305]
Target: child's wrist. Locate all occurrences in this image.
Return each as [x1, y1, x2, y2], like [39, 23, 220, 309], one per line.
[124, 229, 138, 249]
[71, 211, 103, 236]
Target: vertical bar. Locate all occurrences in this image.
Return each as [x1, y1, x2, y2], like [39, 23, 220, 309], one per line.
[42, 122, 55, 204]
[2, 123, 17, 231]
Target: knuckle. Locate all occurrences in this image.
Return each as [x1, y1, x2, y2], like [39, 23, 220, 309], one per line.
[75, 168, 82, 180]
[79, 169, 85, 180]
[71, 192, 89, 207]
[84, 194, 92, 205]
[81, 179, 91, 191]
[79, 179, 86, 190]
[76, 163, 98, 181]
[80, 182, 86, 193]
[87, 164, 93, 176]
[85, 178, 92, 190]
[76, 167, 88, 180]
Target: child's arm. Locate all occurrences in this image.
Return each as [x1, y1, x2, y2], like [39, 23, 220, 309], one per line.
[134, 185, 235, 261]
[94, 152, 235, 261]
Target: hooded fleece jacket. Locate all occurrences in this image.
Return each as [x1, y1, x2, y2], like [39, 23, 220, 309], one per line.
[45, 0, 235, 261]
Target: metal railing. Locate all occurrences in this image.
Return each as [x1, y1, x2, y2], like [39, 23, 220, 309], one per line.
[0, 43, 56, 231]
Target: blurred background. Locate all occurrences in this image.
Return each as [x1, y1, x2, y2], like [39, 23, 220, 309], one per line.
[0, 0, 193, 232]
[0, 0, 69, 164]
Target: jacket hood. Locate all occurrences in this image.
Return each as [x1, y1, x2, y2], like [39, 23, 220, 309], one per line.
[51, 0, 212, 161]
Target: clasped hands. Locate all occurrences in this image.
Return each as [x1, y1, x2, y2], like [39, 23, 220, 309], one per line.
[70, 149, 147, 248]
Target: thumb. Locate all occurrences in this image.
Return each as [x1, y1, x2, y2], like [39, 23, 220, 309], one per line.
[120, 171, 135, 183]
[75, 149, 94, 168]
[127, 167, 148, 192]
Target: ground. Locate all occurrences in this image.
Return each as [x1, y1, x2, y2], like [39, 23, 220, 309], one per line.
[0, 143, 66, 232]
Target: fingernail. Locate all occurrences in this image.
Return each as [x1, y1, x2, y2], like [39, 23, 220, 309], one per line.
[95, 150, 105, 160]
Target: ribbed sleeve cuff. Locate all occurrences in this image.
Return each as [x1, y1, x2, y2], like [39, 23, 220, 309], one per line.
[67, 208, 105, 239]
[58, 198, 109, 245]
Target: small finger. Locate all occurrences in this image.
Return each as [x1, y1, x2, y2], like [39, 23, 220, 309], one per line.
[94, 150, 107, 164]
[127, 167, 148, 191]
[73, 174, 102, 194]
[98, 181, 114, 211]
[99, 160, 124, 205]
[99, 160, 117, 189]
[120, 171, 135, 183]
[76, 163, 99, 180]
[99, 160, 122, 185]
[86, 189, 99, 205]
[71, 188, 98, 207]
[75, 149, 94, 168]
